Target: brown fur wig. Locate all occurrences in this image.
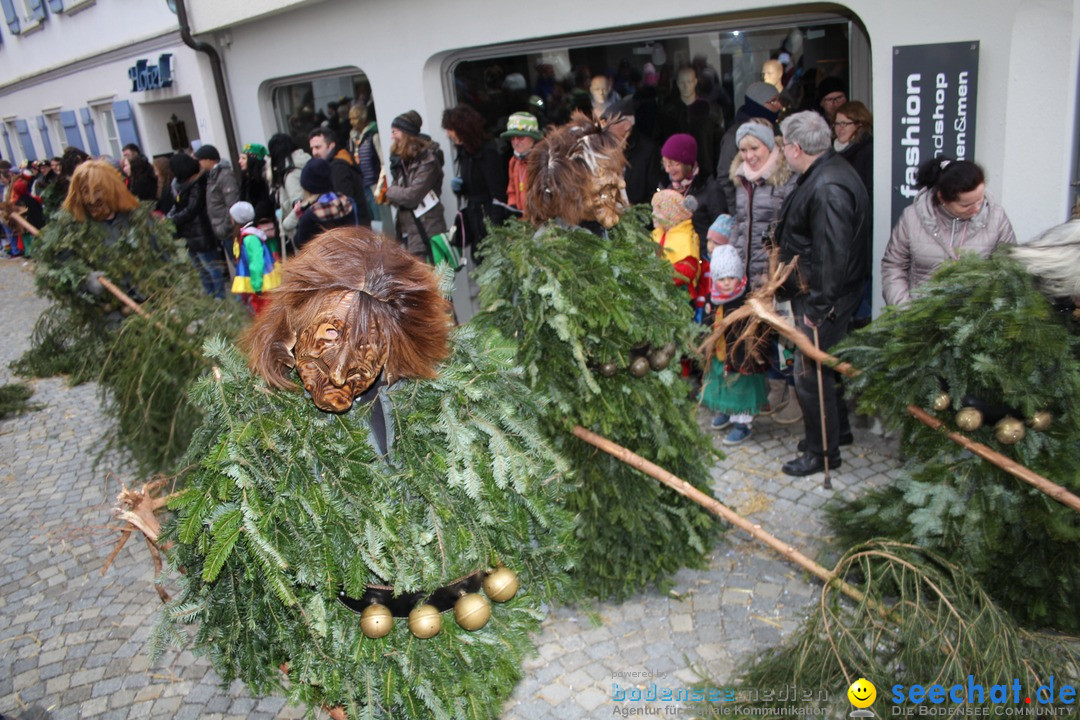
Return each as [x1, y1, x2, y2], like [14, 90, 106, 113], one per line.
[63, 160, 139, 221]
[244, 227, 452, 401]
[524, 110, 630, 227]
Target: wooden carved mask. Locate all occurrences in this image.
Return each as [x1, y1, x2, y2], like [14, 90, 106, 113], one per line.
[290, 291, 389, 413]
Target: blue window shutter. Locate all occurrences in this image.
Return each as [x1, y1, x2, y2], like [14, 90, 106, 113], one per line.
[59, 110, 83, 150]
[79, 108, 99, 156]
[2, 126, 15, 163]
[1, 0, 21, 35]
[36, 116, 54, 158]
[47, 0, 62, 10]
[112, 100, 141, 148]
[27, 0, 46, 22]
[15, 119, 37, 161]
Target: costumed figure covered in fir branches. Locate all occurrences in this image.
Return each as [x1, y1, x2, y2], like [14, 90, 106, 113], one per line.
[825, 226, 1080, 632]
[17, 160, 183, 381]
[472, 110, 720, 601]
[154, 228, 576, 720]
[18, 159, 246, 474]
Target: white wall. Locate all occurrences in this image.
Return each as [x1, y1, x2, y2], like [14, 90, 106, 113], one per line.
[0, 0, 178, 88]
[0, 40, 219, 160]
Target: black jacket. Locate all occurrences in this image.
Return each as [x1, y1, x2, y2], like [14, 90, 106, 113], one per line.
[167, 174, 217, 253]
[775, 149, 870, 325]
[329, 149, 372, 226]
[457, 140, 507, 245]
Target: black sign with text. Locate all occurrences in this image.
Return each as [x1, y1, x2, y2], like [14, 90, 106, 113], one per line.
[891, 41, 979, 228]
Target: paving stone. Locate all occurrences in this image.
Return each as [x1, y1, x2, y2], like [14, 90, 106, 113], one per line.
[0, 260, 903, 720]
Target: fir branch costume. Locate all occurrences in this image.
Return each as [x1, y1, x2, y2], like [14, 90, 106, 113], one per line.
[473, 206, 720, 600]
[17, 160, 247, 474]
[826, 253, 1080, 632]
[156, 231, 575, 719]
[20, 202, 184, 382]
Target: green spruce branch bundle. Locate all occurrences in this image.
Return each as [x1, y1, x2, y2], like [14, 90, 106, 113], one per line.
[828, 254, 1080, 632]
[97, 280, 247, 476]
[472, 208, 721, 600]
[20, 191, 247, 475]
[154, 329, 576, 719]
[700, 541, 1079, 718]
[0, 382, 40, 420]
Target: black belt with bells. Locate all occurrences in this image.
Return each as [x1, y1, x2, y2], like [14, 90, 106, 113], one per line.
[337, 570, 484, 617]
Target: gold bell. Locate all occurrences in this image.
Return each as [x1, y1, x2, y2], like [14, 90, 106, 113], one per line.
[407, 604, 442, 639]
[360, 603, 393, 639]
[482, 567, 520, 603]
[454, 593, 492, 631]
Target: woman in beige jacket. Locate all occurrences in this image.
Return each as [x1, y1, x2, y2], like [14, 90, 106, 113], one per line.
[881, 158, 1016, 306]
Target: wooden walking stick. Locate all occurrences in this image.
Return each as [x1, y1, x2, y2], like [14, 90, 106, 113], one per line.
[907, 405, 1080, 514]
[570, 425, 876, 608]
[811, 325, 832, 489]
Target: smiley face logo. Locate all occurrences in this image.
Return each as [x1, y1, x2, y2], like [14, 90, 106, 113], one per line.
[847, 678, 877, 708]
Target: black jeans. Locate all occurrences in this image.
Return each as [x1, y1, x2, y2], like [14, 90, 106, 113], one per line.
[791, 288, 863, 457]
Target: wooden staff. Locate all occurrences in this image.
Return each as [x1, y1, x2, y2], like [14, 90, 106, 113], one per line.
[95, 274, 153, 320]
[812, 326, 832, 490]
[570, 424, 874, 607]
[8, 211, 40, 237]
[907, 405, 1080, 514]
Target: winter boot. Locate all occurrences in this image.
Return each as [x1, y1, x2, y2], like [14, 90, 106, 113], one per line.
[761, 378, 789, 416]
[772, 388, 803, 425]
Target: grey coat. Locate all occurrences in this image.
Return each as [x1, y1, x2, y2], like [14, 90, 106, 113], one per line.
[881, 189, 1016, 306]
[205, 160, 240, 242]
[728, 151, 797, 289]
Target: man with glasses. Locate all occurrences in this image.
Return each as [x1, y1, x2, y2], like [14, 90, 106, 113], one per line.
[773, 111, 869, 477]
[815, 77, 848, 124]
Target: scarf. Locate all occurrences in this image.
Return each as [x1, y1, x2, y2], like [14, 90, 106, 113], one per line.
[739, 147, 781, 184]
[711, 275, 748, 305]
[671, 164, 699, 195]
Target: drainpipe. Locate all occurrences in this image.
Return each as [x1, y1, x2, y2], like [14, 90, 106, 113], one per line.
[173, 0, 240, 170]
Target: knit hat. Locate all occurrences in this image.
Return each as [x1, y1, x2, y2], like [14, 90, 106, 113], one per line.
[707, 214, 734, 246]
[391, 110, 423, 136]
[500, 112, 542, 141]
[242, 143, 268, 160]
[735, 122, 775, 151]
[816, 76, 847, 104]
[229, 200, 255, 225]
[651, 189, 696, 228]
[744, 81, 780, 106]
[194, 144, 221, 161]
[710, 243, 744, 281]
[169, 152, 200, 183]
[300, 158, 333, 195]
[660, 133, 698, 167]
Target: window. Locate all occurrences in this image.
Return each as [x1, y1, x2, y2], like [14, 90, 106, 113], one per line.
[448, 18, 855, 139]
[95, 104, 121, 158]
[18, 0, 47, 33]
[269, 69, 375, 151]
[46, 112, 67, 151]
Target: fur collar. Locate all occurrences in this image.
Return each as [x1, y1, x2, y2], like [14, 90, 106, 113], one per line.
[729, 150, 792, 187]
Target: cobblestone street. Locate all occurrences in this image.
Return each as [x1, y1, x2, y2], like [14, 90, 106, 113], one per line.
[0, 258, 901, 720]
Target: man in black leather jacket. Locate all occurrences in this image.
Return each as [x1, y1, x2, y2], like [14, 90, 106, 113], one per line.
[774, 111, 870, 476]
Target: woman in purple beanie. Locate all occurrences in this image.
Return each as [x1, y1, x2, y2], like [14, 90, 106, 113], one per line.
[658, 132, 727, 259]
